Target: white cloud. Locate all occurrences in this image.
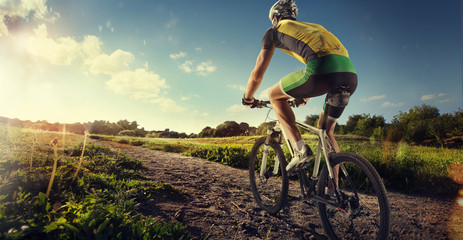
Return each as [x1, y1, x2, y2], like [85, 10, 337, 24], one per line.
[192, 110, 209, 117]
[179, 60, 193, 73]
[180, 94, 200, 101]
[26, 24, 81, 65]
[1, 1, 183, 113]
[165, 12, 178, 29]
[227, 84, 246, 92]
[421, 93, 446, 101]
[381, 101, 404, 108]
[196, 61, 216, 76]
[436, 99, 451, 104]
[257, 88, 270, 100]
[421, 94, 436, 101]
[105, 20, 114, 32]
[226, 104, 247, 113]
[169, 51, 187, 59]
[0, 0, 59, 36]
[105, 68, 168, 99]
[150, 98, 185, 113]
[170, 48, 217, 76]
[86, 49, 134, 75]
[360, 94, 386, 102]
[81, 35, 102, 58]
[21, 25, 104, 68]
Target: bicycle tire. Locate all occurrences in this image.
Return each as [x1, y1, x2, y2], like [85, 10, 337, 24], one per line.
[317, 152, 391, 240]
[249, 137, 288, 215]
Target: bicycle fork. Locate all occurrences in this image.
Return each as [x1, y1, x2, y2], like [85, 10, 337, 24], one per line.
[260, 126, 283, 177]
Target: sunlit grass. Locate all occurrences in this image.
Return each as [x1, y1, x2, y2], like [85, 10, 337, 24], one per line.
[93, 132, 463, 195]
[0, 124, 191, 239]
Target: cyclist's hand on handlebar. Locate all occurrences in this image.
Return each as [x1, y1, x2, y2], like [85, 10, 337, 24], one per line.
[294, 98, 309, 107]
[242, 96, 259, 108]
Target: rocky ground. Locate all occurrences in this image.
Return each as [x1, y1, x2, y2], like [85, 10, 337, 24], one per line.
[94, 140, 463, 240]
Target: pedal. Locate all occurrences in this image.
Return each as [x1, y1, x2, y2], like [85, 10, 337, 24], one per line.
[287, 167, 298, 176]
[287, 161, 311, 176]
[298, 160, 311, 170]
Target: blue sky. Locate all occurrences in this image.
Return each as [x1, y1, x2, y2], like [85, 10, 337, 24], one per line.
[0, 0, 461, 134]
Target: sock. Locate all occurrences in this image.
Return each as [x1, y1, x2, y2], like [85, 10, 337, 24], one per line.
[295, 140, 305, 152]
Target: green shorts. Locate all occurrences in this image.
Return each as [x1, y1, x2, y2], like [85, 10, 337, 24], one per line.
[280, 54, 356, 96]
[279, 54, 358, 118]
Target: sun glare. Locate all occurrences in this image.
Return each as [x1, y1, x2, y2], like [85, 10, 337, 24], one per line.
[458, 189, 463, 207]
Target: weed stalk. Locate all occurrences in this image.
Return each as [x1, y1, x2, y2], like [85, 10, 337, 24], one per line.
[72, 131, 88, 183]
[29, 138, 36, 172]
[62, 124, 66, 155]
[46, 138, 59, 198]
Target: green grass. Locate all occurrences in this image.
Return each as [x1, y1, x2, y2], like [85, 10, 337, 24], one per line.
[93, 133, 463, 196]
[0, 124, 191, 239]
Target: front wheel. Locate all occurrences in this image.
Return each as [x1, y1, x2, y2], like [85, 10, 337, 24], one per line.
[317, 152, 391, 240]
[249, 137, 288, 215]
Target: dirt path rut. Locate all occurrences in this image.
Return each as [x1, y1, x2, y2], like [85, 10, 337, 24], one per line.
[94, 140, 463, 240]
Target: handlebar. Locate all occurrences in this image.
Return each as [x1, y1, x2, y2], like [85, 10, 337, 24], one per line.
[252, 99, 305, 108]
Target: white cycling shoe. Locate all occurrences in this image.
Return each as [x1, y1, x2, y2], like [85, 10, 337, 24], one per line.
[286, 145, 313, 175]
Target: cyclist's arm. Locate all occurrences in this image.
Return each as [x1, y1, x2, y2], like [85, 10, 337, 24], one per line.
[244, 49, 274, 99]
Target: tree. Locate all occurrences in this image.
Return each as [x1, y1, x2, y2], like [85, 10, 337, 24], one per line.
[67, 123, 86, 134]
[354, 115, 385, 137]
[395, 104, 440, 124]
[238, 122, 251, 136]
[214, 121, 241, 137]
[256, 122, 277, 135]
[345, 114, 364, 133]
[117, 119, 138, 130]
[393, 104, 440, 144]
[89, 120, 123, 135]
[451, 108, 463, 137]
[198, 126, 214, 138]
[428, 114, 453, 147]
[304, 115, 319, 127]
[119, 130, 136, 136]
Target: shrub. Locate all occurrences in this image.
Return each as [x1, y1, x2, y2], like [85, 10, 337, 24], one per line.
[118, 130, 136, 136]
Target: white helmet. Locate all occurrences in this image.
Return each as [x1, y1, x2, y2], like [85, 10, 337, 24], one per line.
[269, 0, 298, 22]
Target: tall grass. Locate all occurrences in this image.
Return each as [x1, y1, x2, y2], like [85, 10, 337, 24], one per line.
[0, 124, 191, 239]
[93, 133, 463, 195]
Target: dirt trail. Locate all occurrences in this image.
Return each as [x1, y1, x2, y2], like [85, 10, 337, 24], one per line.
[94, 140, 463, 240]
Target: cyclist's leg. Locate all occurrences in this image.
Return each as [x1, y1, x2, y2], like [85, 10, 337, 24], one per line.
[318, 109, 341, 186]
[318, 72, 358, 186]
[269, 66, 329, 146]
[268, 82, 302, 144]
[317, 111, 340, 153]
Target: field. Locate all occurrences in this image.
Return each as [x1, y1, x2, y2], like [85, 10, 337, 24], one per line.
[0, 125, 191, 239]
[92, 133, 463, 195]
[1, 124, 462, 238]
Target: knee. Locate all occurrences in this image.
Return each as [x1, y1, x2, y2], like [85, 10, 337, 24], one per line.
[268, 84, 287, 102]
[268, 85, 278, 101]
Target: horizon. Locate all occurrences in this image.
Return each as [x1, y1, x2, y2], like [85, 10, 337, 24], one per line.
[1, 101, 460, 134]
[1, 0, 462, 134]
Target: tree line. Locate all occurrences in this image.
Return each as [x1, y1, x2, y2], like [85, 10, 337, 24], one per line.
[1, 104, 461, 148]
[198, 105, 463, 148]
[0, 118, 195, 138]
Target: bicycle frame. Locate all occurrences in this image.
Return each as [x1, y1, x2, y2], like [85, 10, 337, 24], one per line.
[252, 101, 391, 239]
[263, 119, 341, 203]
[266, 120, 335, 177]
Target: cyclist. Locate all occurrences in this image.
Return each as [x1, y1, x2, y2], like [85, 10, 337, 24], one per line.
[242, 0, 357, 174]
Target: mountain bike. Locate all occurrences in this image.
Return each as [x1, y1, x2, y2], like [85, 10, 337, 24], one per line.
[248, 100, 391, 240]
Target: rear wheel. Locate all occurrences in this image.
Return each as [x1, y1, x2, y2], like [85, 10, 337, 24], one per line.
[249, 137, 288, 215]
[317, 152, 390, 240]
